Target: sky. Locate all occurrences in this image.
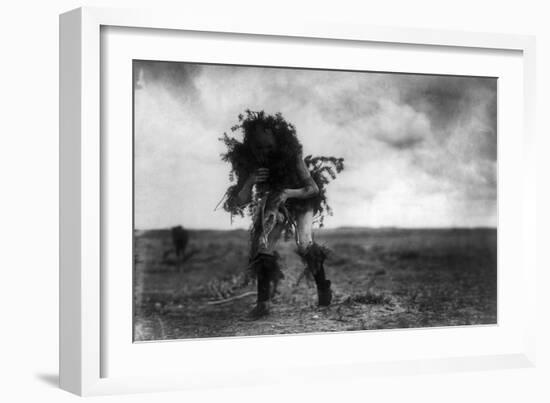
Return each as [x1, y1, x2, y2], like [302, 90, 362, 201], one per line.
[133, 61, 497, 230]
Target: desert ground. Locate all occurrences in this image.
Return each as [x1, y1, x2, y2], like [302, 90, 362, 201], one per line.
[133, 227, 496, 341]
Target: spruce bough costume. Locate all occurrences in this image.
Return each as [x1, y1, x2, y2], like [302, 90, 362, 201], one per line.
[219, 110, 344, 318]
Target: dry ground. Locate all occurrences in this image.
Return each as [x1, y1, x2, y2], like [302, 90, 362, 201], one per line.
[133, 228, 496, 341]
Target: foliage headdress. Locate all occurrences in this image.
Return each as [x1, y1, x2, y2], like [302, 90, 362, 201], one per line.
[219, 110, 344, 228]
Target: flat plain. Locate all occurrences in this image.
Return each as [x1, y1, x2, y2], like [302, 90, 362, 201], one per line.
[133, 227, 497, 341]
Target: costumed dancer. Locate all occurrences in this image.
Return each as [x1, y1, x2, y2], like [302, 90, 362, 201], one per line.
[219, 110, 344, 319]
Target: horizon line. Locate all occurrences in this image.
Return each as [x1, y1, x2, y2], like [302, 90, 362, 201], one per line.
[135, 225, 498, 232]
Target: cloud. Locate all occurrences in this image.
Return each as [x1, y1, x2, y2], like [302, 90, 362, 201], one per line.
[134, 61, 201, 102]
[133, 61, 497, 229]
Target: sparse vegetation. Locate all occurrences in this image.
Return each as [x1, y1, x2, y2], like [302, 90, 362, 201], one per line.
[343, 290, 393, 306]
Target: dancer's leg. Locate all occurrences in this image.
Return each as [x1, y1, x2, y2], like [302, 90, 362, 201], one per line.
[295, 209, 332, 306]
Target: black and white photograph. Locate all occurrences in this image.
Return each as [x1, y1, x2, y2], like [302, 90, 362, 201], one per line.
[132, 60, 497, 341]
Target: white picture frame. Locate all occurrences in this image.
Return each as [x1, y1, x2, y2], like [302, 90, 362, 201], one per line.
[59, 6, 537, 396]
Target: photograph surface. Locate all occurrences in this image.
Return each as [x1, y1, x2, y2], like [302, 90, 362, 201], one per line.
[132, 60, 497, 341]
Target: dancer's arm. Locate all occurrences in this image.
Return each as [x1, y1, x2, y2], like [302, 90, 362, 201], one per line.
[281, 154, 319, 201]
[232, 168, 270, 206]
